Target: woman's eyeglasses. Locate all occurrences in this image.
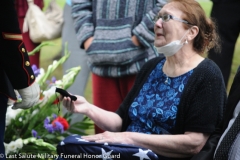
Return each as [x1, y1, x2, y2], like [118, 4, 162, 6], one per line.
[153, 14, 193, 25]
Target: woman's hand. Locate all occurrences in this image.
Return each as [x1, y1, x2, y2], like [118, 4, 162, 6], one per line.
[61, 95, 123, 132]
[62, 95, 90, 114]
[81, 131, 131, 144]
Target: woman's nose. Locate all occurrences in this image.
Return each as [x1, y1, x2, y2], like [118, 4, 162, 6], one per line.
[155, 18, 163, 28]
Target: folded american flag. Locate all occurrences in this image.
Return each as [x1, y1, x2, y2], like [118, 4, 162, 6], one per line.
[57, 134, 160, 160]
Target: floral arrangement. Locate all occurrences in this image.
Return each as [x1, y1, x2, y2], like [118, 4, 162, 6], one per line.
[4, 43, 94, 159]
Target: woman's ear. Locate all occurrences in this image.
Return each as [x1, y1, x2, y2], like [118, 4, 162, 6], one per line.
[187, 26, 199, 41]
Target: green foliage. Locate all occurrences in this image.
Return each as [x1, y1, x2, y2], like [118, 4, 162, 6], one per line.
[4, 43, 93, 159]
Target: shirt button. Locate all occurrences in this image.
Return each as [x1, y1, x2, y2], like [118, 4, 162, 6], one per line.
[25, 61, 30, 66]
[22, 48, 25, 52]
[31, 75, 34, 79]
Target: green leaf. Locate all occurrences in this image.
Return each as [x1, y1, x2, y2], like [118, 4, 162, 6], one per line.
[44, 134, 56, 139]
[28, 42, 55, 56]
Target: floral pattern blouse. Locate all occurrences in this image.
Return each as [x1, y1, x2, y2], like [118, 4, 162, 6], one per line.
[127, 59, 193, 134]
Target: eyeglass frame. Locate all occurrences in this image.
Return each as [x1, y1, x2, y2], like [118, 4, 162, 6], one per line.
[153, 14, 194, 25]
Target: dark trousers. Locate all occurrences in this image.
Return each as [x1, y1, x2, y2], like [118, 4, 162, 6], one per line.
[208, 2, 240, 86]
[0, 94, 7, 160]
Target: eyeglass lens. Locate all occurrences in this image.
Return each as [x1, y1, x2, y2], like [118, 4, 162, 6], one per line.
[154, 14, 192, 25]
[162, 15, 170, 22]
[154, 14, 170, 23]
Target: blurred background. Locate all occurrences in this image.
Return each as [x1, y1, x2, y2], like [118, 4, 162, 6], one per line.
[41, 0, 240, 103]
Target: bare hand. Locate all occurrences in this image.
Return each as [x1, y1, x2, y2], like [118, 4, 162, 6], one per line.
[81, 131, 131, 144]
[62, 95, 90, 114]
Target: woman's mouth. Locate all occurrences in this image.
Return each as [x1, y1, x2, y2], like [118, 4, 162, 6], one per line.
[156, 33, 164, 38]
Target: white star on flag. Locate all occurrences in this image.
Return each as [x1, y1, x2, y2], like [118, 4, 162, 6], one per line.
[100, 148, 113, 160]
[75, 137, 89, 142]
[133, 148, 151, 160]
[60, 141, 65, 146]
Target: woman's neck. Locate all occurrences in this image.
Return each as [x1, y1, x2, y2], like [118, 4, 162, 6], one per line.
[163, 51, 203, 77]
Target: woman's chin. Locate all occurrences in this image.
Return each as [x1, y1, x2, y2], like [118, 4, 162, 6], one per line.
[154, 40, 165, 47]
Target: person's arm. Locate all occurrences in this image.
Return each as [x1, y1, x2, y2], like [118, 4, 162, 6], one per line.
[190, 131, 222, 160]
[62, 96, 123, 132]
[183, 63, 227, 159]
[82, 130, 209, 158]
[132, 0, 167, 48]
[191, 68, 240, 160]
[71, 0, 94, 49]
[129, 131, 209, 157]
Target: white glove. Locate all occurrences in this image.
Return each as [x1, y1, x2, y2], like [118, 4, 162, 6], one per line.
[12, 81, 40, 109]
[7, 90, 22, 106]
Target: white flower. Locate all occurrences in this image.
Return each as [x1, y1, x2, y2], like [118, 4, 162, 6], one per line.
[15, 138, 23, 149]
[39, 86, 56, 107]
[24, 137, 37, 144]
[48, 64, 53, 70]
[36, 68, 45, 83]
[55, 80, 63, 87]
[5, 107, 22, 126]
[43, 85, 56, 97]
[4, 138, 23, 155]
[61, 67, 81, 87]
[53, 60, 58, 65]
[7, 141, 17, 153]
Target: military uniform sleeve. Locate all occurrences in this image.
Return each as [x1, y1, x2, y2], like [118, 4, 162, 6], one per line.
[0, 0, 35, 96]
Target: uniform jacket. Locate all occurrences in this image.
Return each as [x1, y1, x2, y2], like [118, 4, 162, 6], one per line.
[71, 0, 167, 77]
[191, 67, 240, 160]
[0, 0, 35, 100]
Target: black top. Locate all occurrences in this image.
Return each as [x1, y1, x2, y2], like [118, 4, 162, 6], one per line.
[191, 67, 240, 160]
[116, 56, 227, 160]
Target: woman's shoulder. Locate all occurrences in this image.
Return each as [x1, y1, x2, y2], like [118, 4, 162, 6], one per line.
[194, 58, 223, 77]
[187, 58, 225, 87]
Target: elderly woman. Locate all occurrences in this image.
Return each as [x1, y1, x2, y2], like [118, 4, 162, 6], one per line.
[57, 0, 226, 159]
